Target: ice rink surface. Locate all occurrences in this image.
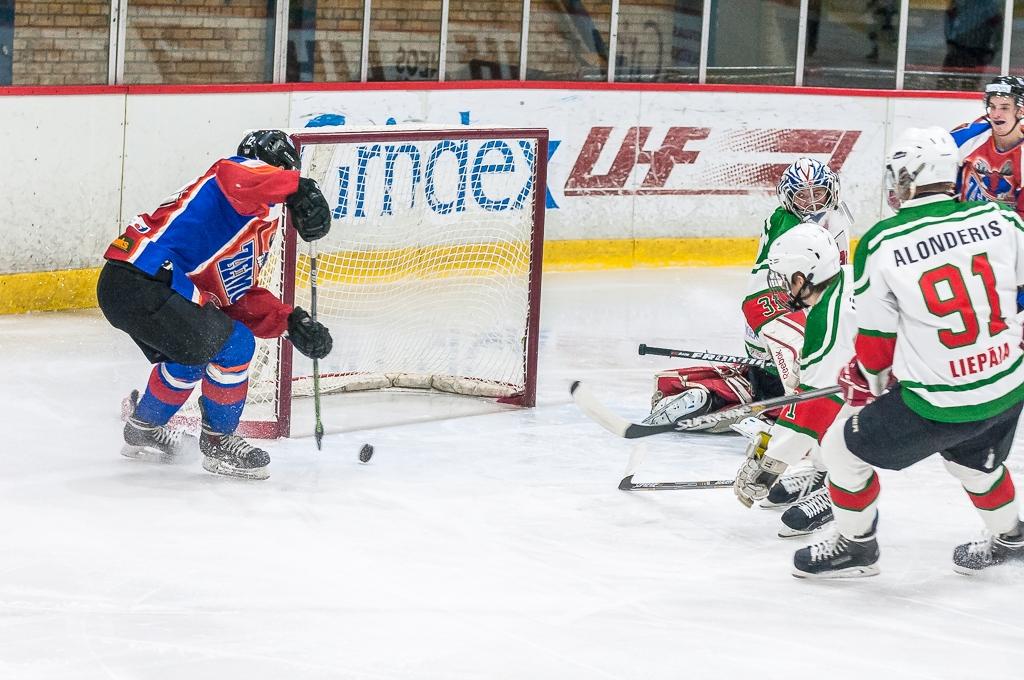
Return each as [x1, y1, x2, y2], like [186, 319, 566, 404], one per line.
[0, 268, 1022, 680]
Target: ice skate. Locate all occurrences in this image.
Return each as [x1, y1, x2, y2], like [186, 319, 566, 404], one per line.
[762, 466, 826, 508]
[200, 426, 270, 480]
[953, 521, 1024, 575]
[778, 487, 834, 538]
[792, 524, 880, 579]
[121, 414, 197, 463]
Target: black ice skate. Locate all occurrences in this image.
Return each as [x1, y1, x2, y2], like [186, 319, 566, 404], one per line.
[792, 523, 880, 579]
[778, 487, 834, 538]
[952, 521, 1024, 575]
[122, 415, 197, 463]
[763, 466, 827, 508]
[200, 426, 270, 480]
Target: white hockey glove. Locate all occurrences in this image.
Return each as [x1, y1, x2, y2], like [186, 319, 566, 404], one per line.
[732, 417, 789, 508]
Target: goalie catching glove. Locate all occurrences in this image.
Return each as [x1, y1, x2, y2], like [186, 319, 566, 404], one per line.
[287, 177, 331, 242]
[732, 417, 789, 508]
[287, 307, 333, 359]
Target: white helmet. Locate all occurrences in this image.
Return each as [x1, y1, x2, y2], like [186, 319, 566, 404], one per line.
[885, 126, 959, 208]
[766, 223, 841, 310]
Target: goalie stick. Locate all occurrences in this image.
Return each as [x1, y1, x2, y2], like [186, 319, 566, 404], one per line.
[570, 380, 841, 439]
[638, 343, 769, 368]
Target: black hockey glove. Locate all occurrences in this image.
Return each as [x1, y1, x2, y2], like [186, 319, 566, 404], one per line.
[287, 307, 333, 359]
[287, 177, 331, 242]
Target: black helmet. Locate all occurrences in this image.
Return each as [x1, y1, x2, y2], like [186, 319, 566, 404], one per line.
[983, 76, 1024, 109]
[237, 130, 300, 170]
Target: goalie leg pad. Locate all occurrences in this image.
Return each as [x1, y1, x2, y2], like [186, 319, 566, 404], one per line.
[645, 387, 714, 426]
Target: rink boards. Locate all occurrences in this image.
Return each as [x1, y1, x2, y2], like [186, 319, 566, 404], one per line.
[0, 83, 982, 312]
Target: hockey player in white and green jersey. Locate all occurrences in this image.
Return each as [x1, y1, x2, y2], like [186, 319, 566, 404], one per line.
[649, 159, 850, 506]
[733, 223, 854, 538]
[793, 127, 1024, 579]
[742, 158, 850, 395]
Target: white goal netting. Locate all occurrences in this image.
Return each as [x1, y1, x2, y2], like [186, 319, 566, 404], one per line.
[242, 126, 547, 437]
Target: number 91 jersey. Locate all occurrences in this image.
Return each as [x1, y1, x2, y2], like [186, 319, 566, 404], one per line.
[854, 195, 1024, 423]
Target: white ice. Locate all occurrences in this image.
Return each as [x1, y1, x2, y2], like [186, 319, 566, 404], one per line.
[0, 268, 1021, 680]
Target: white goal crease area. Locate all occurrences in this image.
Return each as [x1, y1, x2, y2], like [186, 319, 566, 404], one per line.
[238, 125, 549, 438]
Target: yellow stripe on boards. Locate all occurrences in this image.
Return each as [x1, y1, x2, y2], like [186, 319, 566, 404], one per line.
[293, 241, 533, 285]
[0, 268, 100, 314]
[0, 237, 861, 314]
[543, 237, 762, 270]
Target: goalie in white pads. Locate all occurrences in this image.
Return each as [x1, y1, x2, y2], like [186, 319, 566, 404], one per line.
[732, 223, 854, 538]
[793, 127, 1024, 579]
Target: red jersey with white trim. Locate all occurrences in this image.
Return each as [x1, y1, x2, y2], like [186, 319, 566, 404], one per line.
[951, 119, 1024, 217]
[104, 157, 299, 308]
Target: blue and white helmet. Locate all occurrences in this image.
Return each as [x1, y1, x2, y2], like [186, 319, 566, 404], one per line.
[776, 158, 840, 219]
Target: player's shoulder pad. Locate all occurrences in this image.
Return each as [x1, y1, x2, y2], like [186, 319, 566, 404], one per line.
[949, 120, 991, 147]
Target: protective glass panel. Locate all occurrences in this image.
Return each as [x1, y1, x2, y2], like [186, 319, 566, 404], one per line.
[1008, 3, 1024, 80]
[706, 0, 799, 85]
[287, 0, 363, 82]
[803, 0, 899, 89]
[445, 0, 522, 80]
[526, 0, 612, 81]
[8, 0, 109, 85]
[904, 0, 1003, 91]
[123, 0, 275, 85]
[614, 0, 703, 83]
[367, 0, 442, 81]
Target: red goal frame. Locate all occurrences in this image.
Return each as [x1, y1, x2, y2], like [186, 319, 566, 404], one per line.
[242, 127, 548, 439]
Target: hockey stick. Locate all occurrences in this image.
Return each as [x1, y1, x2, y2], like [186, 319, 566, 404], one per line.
[619, 477, 735, 491]
[616, 442, 733, 490]
[638, 343, 769, 368]
[310, 238, 325, 450]
[569, 380, 841, 439]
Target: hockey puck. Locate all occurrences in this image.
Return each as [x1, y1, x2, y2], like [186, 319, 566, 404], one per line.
[358, 443, 374, 464]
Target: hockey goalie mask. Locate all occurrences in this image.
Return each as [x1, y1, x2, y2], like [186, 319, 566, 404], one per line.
[776, 158, 840, 219]
[884, 127, 958, 210]
[766, 223, 841, 312]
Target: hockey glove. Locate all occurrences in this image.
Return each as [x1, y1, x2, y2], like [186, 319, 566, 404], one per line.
[734, 434, 788, 509]
[838, 357, 874, 407]
[287, 307, 333, 359]
[287, 177, 331, 242]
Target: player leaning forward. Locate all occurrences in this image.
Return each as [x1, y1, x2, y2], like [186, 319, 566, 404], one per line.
[96, 130, 334, 480]
[648, 160, 846, 436]
[793, 127, 1024, 578]
[732, 223, 853, 539]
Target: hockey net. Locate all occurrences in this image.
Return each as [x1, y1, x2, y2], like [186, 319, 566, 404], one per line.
[239, 126, 547, 438]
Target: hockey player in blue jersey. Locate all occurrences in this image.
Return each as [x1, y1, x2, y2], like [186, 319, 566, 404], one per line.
[97, 130, 333, 480]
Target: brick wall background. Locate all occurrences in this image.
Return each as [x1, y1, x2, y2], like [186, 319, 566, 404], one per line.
[11, 0, 272, 85]
[124, 0, 272, 85]
[9, 0, 698, 86]
[445, 0, 523, 80]
[527, 0, 611, 80]
[12, 0, 109, 85]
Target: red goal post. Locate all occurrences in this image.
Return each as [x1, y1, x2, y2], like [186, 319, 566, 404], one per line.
[239, 126, 548, 438]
